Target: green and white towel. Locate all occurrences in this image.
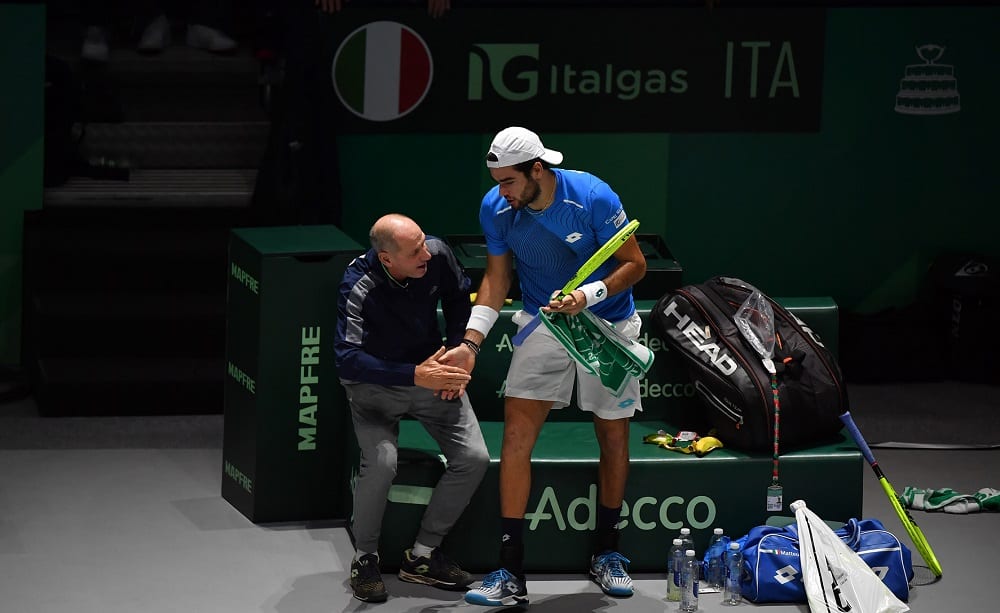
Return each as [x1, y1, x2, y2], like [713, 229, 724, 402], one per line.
[901, 486, 1000, 514]
[539, 310, 654, 398]
[976, 488, 1000, 512]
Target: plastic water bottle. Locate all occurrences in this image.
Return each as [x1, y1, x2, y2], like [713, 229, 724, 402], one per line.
[705, 527, 725, 589]
[667, 538, 683, 601]
[723, 542, 743, 605]
[680, 549, 699, 612]
[678, 526, 695, 553]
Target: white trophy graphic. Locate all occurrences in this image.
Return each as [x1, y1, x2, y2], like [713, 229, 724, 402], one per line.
[895, 44, 961, 115]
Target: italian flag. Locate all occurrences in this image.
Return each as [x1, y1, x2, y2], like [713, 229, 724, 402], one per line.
[332, 21, 433, 121]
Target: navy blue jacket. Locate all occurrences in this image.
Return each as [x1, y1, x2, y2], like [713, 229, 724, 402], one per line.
[335, 236, 472, 386]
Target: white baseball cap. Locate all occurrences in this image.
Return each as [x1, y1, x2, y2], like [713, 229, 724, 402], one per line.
[486, 127, 563, 168]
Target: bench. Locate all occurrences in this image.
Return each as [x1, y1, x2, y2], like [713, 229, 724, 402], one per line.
[218, 227, 862, 572]
[362, 299, 862, 572]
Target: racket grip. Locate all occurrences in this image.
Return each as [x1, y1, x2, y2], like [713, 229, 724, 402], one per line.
[511, 315, 542, 346]
[839, 411, 877, 465]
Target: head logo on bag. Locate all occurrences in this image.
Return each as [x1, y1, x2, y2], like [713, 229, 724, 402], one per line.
[659, 298, 738, 375]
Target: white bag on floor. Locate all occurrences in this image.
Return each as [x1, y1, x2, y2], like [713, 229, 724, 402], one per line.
[791, 500, 909, 613]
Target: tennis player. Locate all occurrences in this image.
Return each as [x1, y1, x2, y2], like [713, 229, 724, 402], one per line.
[445, 127, 648, 606]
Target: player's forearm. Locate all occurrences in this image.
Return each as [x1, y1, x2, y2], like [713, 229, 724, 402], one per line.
[601, 258, 647, 296]
[465, 274, 510, 345]
[474, 272, 510, 312]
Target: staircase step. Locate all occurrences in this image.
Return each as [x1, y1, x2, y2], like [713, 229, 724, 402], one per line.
[99, 45, 259, 78]
[99, 46, 261, 122]
[49, 42, 265, 122]
[79, 121, 269, 169]
[43, 168, 257, 208]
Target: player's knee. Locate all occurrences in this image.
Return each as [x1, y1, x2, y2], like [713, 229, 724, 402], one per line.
[595, 422, 630, 450]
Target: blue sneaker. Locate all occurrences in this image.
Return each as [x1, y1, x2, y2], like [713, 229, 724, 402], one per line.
[464, 568, 528, 607]
[590, 551, 634, 597]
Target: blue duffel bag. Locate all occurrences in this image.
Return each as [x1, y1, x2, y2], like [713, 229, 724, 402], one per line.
[735, 518, 914, 603]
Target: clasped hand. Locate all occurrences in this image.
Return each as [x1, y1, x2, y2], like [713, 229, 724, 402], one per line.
[415, 346, 471, 399]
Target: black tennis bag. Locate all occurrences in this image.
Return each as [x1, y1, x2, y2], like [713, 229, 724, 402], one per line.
[651, 276, 847, 452]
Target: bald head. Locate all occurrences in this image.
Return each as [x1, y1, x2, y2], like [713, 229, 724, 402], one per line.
[370, 214, 432, 281]
[370, 214, 420, 254]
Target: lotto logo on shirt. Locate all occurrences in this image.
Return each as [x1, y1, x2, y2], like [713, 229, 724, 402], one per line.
[332, 21, 433, 121]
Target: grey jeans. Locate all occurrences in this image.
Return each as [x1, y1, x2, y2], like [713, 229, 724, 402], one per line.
[344, 383, 489, 554]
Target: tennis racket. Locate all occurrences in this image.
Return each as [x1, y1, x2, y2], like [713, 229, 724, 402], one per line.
[511, 219, 640, 346]
[840, 411, 943, 577]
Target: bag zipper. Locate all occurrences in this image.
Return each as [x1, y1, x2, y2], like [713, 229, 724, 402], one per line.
[694, 380, 743, 425]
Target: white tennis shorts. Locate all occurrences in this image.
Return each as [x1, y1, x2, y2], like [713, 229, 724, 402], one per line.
[504, 309, 644, 420]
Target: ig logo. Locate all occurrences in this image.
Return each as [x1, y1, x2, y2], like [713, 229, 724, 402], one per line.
[468, 44, 540, 101]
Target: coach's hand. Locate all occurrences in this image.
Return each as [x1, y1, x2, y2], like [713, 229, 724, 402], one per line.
[438, 343, 477, 400]
[416, 346, 471, 397]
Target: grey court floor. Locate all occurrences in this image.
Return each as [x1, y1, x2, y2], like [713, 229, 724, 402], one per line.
[1, 384, 996, 613]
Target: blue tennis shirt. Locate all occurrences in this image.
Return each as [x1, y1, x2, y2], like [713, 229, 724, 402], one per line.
[480, 168, 637, 322]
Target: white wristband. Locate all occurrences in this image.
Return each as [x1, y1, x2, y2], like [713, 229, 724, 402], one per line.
[578, 281, 608, 307]
[467, 304, 499, 337]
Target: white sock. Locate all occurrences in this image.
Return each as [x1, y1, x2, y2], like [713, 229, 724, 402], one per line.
[411, 542, 434, 558]
[355, 550, 378, 562]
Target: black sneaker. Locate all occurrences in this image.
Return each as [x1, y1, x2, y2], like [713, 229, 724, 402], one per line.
[350, 553, 388, 603]
[398, 548, 474, 590]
